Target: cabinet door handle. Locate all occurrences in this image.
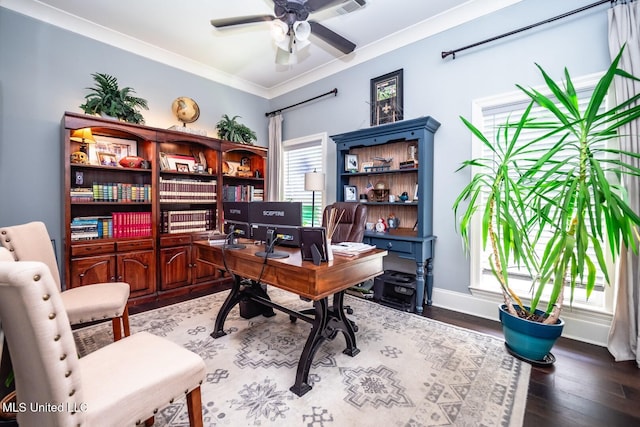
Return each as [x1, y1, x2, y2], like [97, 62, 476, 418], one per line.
[386, 242, 393, 249]
[117, 275, 123, 281]
[111, 276, 116, 281]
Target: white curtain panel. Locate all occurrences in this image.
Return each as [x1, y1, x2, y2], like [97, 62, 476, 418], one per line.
[267, 113, 283, 201]
[607, 0, 640, 366]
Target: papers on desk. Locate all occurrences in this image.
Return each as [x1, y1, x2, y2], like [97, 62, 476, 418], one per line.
[330, 242, 376, 257]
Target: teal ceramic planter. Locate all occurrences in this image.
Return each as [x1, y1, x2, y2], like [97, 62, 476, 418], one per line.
[499, 304, 564, 362]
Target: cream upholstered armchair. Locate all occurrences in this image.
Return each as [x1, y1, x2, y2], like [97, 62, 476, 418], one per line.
[0, 259, 206, 426]
[0, 221, 131, 340]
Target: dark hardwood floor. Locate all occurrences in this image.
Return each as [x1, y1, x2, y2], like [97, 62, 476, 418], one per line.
[132, 289, 640, 427]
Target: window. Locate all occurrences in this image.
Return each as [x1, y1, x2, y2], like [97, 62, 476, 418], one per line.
[281, 133, 327, 227]
[469, 73, 614, 314]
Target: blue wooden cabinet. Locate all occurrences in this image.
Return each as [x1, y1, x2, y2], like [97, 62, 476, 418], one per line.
[331, 117, 441, 313]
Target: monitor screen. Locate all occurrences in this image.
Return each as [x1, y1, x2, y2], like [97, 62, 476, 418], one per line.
[249, 201, 302, 247]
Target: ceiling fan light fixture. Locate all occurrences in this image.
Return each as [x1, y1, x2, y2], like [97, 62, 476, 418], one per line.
[271, 20, 289, 42]
[275, 37, 292, 52]
[275, 47, 292, 65]
[293, 20, 311, 41]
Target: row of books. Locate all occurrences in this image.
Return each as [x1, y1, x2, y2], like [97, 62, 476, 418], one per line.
[222, 185, 264, 202]
[71, 217, 109, 241]
[70, 183, 152, 203]
[159, 177, 216, 203]
[71, 212, 152, 240]
[160, 209, 215, 234]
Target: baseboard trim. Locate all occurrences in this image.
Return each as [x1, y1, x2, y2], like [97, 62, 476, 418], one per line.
[430, 288, 610, 347]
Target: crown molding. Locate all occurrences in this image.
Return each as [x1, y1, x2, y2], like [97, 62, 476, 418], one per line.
[3, 0, 522, 99]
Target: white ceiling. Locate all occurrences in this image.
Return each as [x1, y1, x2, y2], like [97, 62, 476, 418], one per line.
[5, 0, 521, 98]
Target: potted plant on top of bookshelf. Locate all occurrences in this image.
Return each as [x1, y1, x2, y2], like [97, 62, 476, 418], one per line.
[453, 46, 640, 364]
[215, 114, 257, 145]
[79, 72, 149, 124]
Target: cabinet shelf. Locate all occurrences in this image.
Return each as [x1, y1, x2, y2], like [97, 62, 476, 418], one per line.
[71, 164, 152, 174]
[160, 171, 216, 178]
[71, 201, 152, 205]
[222, 176, 264, 182]
[341, 168, 418, 177]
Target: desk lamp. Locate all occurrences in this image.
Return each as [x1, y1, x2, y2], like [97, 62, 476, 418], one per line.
[304, 169, 325, 227]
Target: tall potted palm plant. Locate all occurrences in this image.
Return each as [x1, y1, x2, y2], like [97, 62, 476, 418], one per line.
[453, 46, 640, 362]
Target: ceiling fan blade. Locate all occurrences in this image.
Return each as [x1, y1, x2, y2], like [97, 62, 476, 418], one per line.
[210, 15, 275, 28]
[309, 20, 356, 54]
[304, 0, 347, 13]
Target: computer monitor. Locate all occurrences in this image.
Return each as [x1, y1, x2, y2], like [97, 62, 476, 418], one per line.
[223, 201, 250, 223]
[249, 201, 303, 258]
[249, 201, 302, 248]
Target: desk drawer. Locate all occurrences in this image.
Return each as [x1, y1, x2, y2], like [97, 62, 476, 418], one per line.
[368, 238, 414, 256]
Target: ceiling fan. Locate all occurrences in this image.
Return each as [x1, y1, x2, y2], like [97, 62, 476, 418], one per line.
[210, 0, 365, 64]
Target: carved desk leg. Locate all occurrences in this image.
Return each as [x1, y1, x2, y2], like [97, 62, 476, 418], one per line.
[211, 274, 243, 338]
[290, 297, 329, 397]
[331, 292, 359, 357]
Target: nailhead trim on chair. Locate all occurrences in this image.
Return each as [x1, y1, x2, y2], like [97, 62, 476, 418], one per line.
[33, 270, 82, 421]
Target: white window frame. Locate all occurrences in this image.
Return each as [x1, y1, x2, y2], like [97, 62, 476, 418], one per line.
[468, 72, 615, 316]
[280, 133, 328, 226]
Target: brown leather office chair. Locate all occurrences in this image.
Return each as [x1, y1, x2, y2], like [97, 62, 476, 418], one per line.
[321, 202, 368, 328]
[322, 202, 367, 244]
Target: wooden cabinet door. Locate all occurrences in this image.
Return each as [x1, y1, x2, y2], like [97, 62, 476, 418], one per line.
[69, 254, 117, 288]
[117, 249, 156, 297]
[159, 245, 192, 290]
[192, 245, 219, 284]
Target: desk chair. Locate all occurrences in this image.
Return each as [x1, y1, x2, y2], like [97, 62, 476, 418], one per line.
[0, 221, 131, 341]
[0, 259, 205, 427]
[322, 202, 368, 244]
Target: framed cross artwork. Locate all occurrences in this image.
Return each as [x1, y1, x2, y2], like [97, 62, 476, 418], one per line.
[370, 69, 404, 126]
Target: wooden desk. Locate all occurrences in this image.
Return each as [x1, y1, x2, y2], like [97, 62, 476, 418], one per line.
[194, 240, 386, 396]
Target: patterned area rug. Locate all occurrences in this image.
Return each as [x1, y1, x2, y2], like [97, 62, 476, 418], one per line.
[74, 289, 530, 426]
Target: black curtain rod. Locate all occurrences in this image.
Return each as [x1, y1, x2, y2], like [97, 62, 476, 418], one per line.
[265, 88, 338, 117]
[442, 0, 611, 59]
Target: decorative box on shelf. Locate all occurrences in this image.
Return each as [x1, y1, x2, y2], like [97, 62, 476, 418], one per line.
[364, 165, 391, 172]
[399, 160, 418, 169]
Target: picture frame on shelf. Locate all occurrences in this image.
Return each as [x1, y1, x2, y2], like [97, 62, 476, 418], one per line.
[344, 185, 358, 202]
[90, 136, 137, 166]
[98, 152, 118, 167]
[159, 152, 170, 171]
[370, 69, 403, 126]
[413, 183, 419, 201]
[166, 153, 196, 172]
[345, 154, 358, 172]
[175, 162, 190, 173]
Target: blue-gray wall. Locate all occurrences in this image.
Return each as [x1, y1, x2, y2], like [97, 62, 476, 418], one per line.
[270, 0, 611, 295]
[0, 0, 611, 298]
